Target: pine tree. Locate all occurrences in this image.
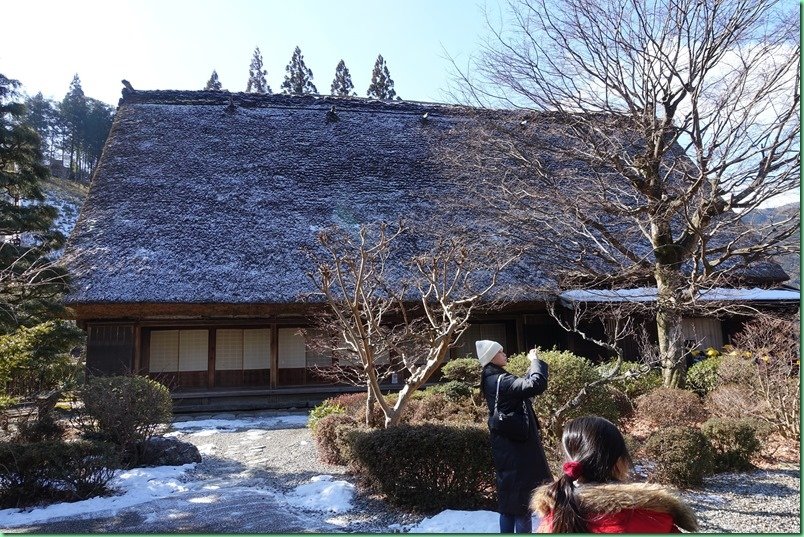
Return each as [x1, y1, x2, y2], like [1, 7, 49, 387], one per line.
[0, 73, 68, 330]
[366, 54, 398, 100]
[281, 46, 318, 95]
[204, 70, 223, 91]
[24, 93, 57, 161]
[330, 60, 355, 97]
[246, 47, 271, 94]
[60, 74, 87, 179]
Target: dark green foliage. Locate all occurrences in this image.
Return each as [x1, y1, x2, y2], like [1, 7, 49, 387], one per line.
[686, 356, 722, 395]
[77, 375, 172, 464]
[204, 70, 223, 91]
[330, 60, 355, 96]
[644, 426, 713, 488]
[308, 399, 346, 432]
[514, 349, 620, 434]
[0, 320, 86, 397]
[1, 74, 70, 331]
[281, 46, 317, 95]
[701, 417, 762, 472]
[0, 440, 118, 508]
[440, 357, 480, 384]
[312, 413, 358, 465]
[636, 387, 708, 427]
[410, 392, 482, 424]
[425, 380, 473, 402]
[16, 409, 64, 442]
[347, 423, 494, 510]
[366, 54, 398, 100]
[246, 47, 271, 94]
[602, 360, 662, 401]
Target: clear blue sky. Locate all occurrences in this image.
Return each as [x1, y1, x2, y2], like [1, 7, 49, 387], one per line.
[2, 0, 499, 106]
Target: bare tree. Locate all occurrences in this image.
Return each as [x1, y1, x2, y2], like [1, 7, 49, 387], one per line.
[306, 221, 517, 427]
[444, 0, 800, 387]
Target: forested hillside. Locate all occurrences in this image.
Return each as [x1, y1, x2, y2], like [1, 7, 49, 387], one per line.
[742, 202, 800, 289]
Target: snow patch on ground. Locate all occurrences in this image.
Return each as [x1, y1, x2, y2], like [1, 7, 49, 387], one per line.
[0, 464, 196, 528]
[284, 475, 355, 513]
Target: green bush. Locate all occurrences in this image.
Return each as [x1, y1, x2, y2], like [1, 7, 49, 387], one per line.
[312, 413, 359, 465]
[644, 426, 713, 488]
[701, 417, 762, 472]
[440, 357, 480, 384]
[0, 440, 118, 508]
[78, 375, 172, 463]
[517, 349, 620, 436]
[17, 410, 64, 442]
[308, 400, 346, 432]
[686, 357, 722, 395]
[601, 361, 662, 401]
[425, 380, 473, 402]
[635, 387, 708, 427]
[0, 321, 85, 398]
[346, 423, 495, 510]
[409, 392, 482, 425]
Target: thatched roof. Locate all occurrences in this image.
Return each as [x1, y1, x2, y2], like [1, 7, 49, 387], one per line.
[62, 91, 551, 306]
[62, 90, 788, 308]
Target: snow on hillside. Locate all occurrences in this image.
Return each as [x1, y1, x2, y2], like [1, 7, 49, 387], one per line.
[40, 177, 89, 255]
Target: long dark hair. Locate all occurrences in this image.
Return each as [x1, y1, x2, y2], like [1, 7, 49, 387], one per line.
[546, 416, 632, 533]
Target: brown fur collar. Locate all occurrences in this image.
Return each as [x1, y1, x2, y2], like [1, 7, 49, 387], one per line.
[531, 481, 698, 532]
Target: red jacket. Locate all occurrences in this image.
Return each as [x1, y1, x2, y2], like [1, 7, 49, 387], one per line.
[531, 482, 698, 533]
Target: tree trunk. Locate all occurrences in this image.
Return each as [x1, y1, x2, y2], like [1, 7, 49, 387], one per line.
[655, 265, 686, 388]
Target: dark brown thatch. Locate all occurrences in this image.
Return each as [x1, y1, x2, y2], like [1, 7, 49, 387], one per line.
[62, 90, 788, 309]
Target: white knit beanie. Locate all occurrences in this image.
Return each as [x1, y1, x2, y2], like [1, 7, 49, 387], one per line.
[476, 340, 503, 367]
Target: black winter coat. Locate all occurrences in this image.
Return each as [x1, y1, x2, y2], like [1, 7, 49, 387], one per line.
[482, 361, 553, 515]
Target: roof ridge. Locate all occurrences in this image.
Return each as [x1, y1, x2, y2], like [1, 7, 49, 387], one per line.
[119, 89, 482, 114]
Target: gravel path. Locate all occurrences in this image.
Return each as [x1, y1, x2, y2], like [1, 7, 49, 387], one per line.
[3, 410, 800, 533]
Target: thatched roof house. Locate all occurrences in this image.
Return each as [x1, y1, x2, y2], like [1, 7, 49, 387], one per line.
[62, 89, 796, 408]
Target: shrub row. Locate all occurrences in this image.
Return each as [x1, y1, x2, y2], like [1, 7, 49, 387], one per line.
[0, 440, 118, 508]
[347, 423, 495, 511]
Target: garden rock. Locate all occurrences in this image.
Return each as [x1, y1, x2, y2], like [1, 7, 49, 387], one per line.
[137, 436, 201, 466]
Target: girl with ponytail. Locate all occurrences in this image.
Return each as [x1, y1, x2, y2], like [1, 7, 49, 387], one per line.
[531, 416, 698, 533]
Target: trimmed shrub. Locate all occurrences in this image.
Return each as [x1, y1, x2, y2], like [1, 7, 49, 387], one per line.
[78, 375, 172, 463]
[425, 380, 473, 402]
[516, 349, 620, 436]
[644, 426, 713, 488]
[313, 413, 359, 465]
[635, 387, 707, 427]
[409, 392, 482, 425]
[704, 384, 764, 420]
[0, 440, 118, 508]
[701, 417, 761, 472]
[716, 353, 756, 386]
[686, 356, 722, 395]
[600, 361, 662, 402]
[345, 423, 495, 511]
[440, 357, 480, 384]
[17, 410, 64, 442]
[308, 400, 346, 432]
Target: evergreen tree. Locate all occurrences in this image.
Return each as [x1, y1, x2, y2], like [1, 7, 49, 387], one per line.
[60, 74, 87, 179]
[0, 73, 68, 330]
[246, 47, 271, 94]
[204, 70, 223, 91]
[330, 60, 355, 96]
[24, 93, 57, 161]
[366, 54, 398, 100]
[280, 46, 318, 95]
[82, 98, 114, 171]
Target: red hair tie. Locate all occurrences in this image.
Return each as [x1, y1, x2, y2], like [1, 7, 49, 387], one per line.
[562, 461, 583, 480]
